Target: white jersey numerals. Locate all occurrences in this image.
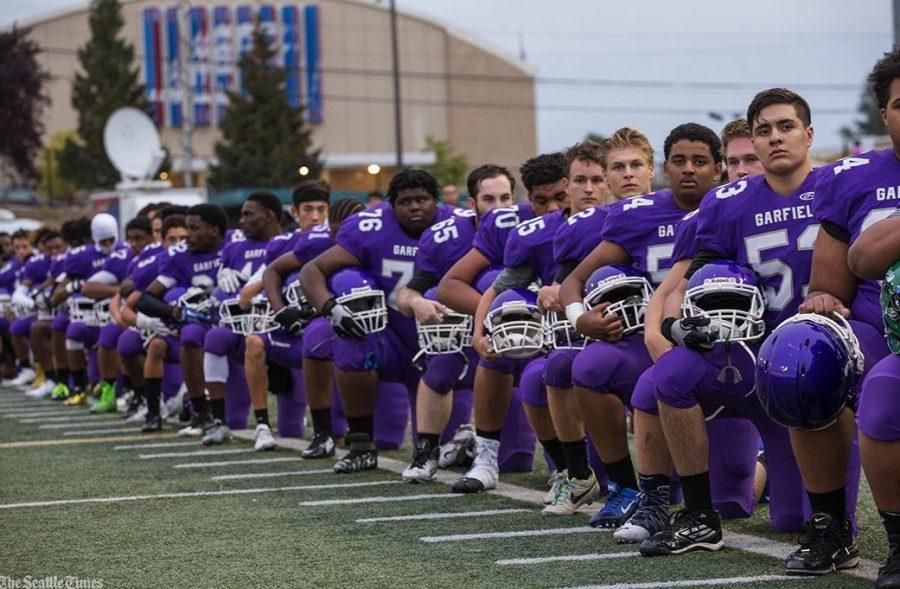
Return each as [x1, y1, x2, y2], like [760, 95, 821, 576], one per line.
[493, 206, 521, 229]
[357, 208, 384, 232]
[861, 208, 896, 233]
[646, 243, 674, 285]
[833, 157, 869, 176]
[381, 259, 414, 311]
[744, 224, 818, 310]
[567, 206, 597, 225]
[623, 197, 653, 211]
[516, 217, 545, 237]
[715, 180, 748, 200]
[430, 218, 459, 243]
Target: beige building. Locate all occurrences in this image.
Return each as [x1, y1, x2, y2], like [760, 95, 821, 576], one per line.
[24, 0, 537, 194]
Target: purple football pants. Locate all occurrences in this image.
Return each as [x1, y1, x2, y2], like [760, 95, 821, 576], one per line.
[857, 352, 900, 442]
[418, 348, 477, 444]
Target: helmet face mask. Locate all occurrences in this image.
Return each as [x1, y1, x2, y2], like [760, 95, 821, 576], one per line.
[418, 311, 472, 355]
[329, 268, 388, 335]
[93, 298, 111, 326]
[683, 263, 766, 343]
[177, 286, 215, 314]
[544, 310, 585, 350]
[583, 265, 653, 335]
[218, 297, 276, 336]
[67, 296, 100, 326]
[882, 261, 900, 354]
[485, 289, 544, 359]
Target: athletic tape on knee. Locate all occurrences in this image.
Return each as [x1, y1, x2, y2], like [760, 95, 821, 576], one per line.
[65, 338, 85, 351]
[203, 353, 229, 384]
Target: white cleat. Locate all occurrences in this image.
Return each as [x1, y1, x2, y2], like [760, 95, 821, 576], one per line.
[544, 469, 568, 505]
[201, 419, 232, 446]
[178, 414, 207, 437]
[125, 404, 148, 425]
[253, 424, 277, 451]
[438, 423, 476, 469]
[25, 379, 56, 399]
[402, 440, 439, 483]
[542, 472, 600, 516]
[451, 436, 499, 493]
[116, 389, 134, 413]
[8, 368, 36, 389]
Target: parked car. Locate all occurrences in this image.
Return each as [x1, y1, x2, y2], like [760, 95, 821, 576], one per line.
[0, 186, 40, 206]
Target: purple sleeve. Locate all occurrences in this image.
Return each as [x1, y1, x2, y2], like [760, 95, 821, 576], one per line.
[158, 246, 189, 286]
[335, 210, 373, 267]
[415, 217, 475, 276]
[102, 250, 132, 281]
[472, 204, 531, 265]
[671, 210, 700, 262]
[553, 206, 607, 264]
[293, 231, 336, 267]
[63, 247, 98, 279]
[812, 160, 850, 231]
[694, 187, 739, 257]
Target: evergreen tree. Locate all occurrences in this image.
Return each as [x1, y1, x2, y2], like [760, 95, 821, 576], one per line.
[425, 136, 468, 188]
[0, 27, 49, 183]
[57, 0, 148, 190]
[840, 83, 885, 141]
[209, 24, 322, 189]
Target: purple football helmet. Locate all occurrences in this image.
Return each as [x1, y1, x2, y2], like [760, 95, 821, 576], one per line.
[755, 313, 865, 430]
[475, 266, 503, 294]
[683, 261, 766, 342]
[328, 267, 387, 335]
[485, 288, 544, 359]
[583, 264, 653, 335]
[417, 286, 472, 355]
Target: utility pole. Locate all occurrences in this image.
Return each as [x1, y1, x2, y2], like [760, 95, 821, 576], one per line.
[389, 0, 403, 169]
[179, 0, 195, 187]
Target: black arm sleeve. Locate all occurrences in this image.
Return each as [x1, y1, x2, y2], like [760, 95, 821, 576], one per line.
[685, 248, 729, 279]
[405, 270, 440, 295]
[135, 291, 176, 320]
[553, 259, 580, 285]
[821, 220, 850, 244]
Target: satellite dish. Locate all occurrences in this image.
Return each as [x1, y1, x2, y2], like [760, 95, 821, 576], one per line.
[103, 107, 166, 182]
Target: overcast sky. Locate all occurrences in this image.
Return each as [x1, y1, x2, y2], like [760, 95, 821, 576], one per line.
[3, 0, 893, 155]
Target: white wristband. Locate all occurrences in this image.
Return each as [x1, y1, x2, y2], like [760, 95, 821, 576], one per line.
[565, 302, 586, 326]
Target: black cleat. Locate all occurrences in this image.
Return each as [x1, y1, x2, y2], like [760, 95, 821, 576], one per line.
[785, 512, 859, 575]
[302, 431, 336, 459]
[333, 433, 377, 474]
[639, 508, 723, 556]
[141, 414, 163, 433]
[877, 535, 900, 589]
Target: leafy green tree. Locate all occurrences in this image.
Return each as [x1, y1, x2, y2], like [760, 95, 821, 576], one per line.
[209, 23, 322, 189]
[37, 130, 79, 203]
[585, 132, 606, 144]
[840, 84, 885, 141]
[425, 136, 467, 188]
[57, 0, 148, 190]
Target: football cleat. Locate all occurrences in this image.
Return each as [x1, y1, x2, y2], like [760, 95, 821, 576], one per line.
[544, 469, 568, 505]
[614, 485, 671, 544]
[451, 436, 499, 493]
[542, 472, 600, 516]
[116, 388, 134, 413]
[51, 383, 71, 401]
[26, 379, 55, 399]
[8, 368, 36, 388]
[333, 433, 378, 474]
[165, 387, 187, 421]
[639, 508, 723, 556]
[253, 423, 277, 451]
[201, 419, 232, 446]
[302, 432, 336, 459]
[785, 512, 859, 575]
[402, 439, 439, 483]
[65, 390, 87, 406]
[141, 414, 163, 433]
[123, 393, 144, 420]
[124, 403, 148, 424]
[589, 483, 640, 528]
[178, 414, 208, 437]
[877, 534, 900, 589]
[438, 424, 476, 469]
[89, 381, 117, 413]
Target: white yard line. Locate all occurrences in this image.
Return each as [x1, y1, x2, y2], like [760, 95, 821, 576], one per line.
[420, 526, 609, 543]
[38, 419, 127, 429]
[3, 410, 87, 419]
[62, 427, 142, 436]
[138, 448, 255, 459]
[357, 508, 530, 523]
[559, 575, 811, 589]
[22, 414, 121, 424]
[0, 480, 402, 510]
[114, 441, 202, 450]
[173, 457, 301, 469]
[212, 469, 334, 481]
[497, 552, 638, 565]
[299, 493, 462, 507]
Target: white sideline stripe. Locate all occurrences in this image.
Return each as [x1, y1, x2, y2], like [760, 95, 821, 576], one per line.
[299, 493, 461, 507]
[174, 457, 300, 469]
[3, 410, 86, 419]
[62, 427, 141, 436]
[38, 419, 125, 429]
[559, 575, 809, 589]
[357, 508, 530, 523]
[212, 469, 333, 481]
[420, 526, 609, 543]
[139, 448, 255, 459]
[114, 441, 203, 450]
[21, 414, 121, 423]
[0, 480, 402, 510]
[497, 552, 638, 565]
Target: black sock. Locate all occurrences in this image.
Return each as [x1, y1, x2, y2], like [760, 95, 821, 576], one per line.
[310, 408, 332, 436]
[192, 396, 211, 420]
[47, 369, 58, 382]
[145, 378, 162, 417]
[475, 428, 501, 441]
[808, 487, 846, 522]
[72, 369, 87, 391]
[20, 359, 30, 369]
[540, 437, 567, 474]
[880, 511, 900, 537]
[122, 375, 133, 390]
[681, 471, 713, 512]
[346, 415, 374, 438]
[603, 454, 638, 490]
[209, 398, 226, 422]
[255, 409, 269, 427]
[561, 439, 590, 479]
[418, 433, 440, 448]
[132, 386, 145, 401]
[638, 472, 671, 493]
[57, 368, 69, 386]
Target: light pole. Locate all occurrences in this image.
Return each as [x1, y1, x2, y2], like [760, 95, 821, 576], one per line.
[388, 0, 403, 170]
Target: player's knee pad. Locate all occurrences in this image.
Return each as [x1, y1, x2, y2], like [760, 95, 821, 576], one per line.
[653, 347, 703, 410]
[857, 355, 900, 442]
[520, 357, 547, 407]
[571, 342, 621, 393]
[116, 329, 145, 359]
[179, 324, 208, 348]
[204, 327, 237, 357]
[421, 353, 467, 395]
[544, 348, 576, 389]
[630, 369, 659, 415]
[203, 352, 229, 384]
[65, 338, 85, 352]
[302, 317, 334, 361]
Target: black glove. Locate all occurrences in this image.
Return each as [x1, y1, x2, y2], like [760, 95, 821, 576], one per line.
[322, 297, 365, 339]
[662, 316, 718, 351]
[275, 307, 305, 335]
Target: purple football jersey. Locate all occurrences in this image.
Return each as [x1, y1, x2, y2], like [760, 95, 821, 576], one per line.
[697, 170, 823, 331]
[266, 230, 303, 264]
[415, 209, 477, 276]
[0, 257, 22, 293]
[130, 247, 167, 292]
[63, 244, 113, 280]
[553, 205, 609, 266]
[671, 209, 700, 263]
[504, 209, 567, 286]
[21, 253, 50, 286]
[221, 233, 268, 276]
[472, 203, 535, 265]
[600, 190, 687, 286]
[157, 242, 222, 291]
[814, 149, 900, 330]
[93, 248, 134, 283]
[293, 223, 334, 266]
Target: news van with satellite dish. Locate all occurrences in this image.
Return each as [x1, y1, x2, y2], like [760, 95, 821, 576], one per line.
[91, 107, 206, 230]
